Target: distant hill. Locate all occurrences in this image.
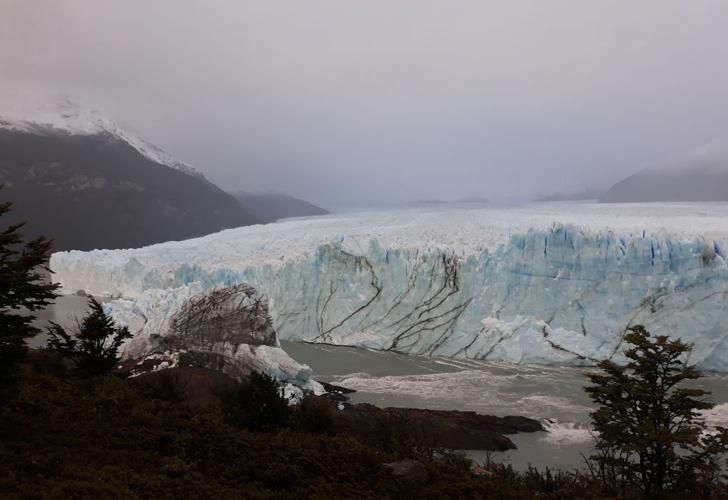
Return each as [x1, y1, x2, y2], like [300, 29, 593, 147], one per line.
[535, 189, 604, 202]
[412, 199, 449, 205]
[454, 196, 490, 204]
[233, 192, 328, 223]
[0, 102, 258, 251]
[599, 166, 728, 203]
[409, 196, 489, 206]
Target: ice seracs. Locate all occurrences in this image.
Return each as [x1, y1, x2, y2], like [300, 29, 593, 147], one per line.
[51, 203, 728, 371]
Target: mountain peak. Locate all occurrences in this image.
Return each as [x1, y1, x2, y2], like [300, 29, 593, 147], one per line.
[0, 98, 118, 135]
[0, 98, 203, 179]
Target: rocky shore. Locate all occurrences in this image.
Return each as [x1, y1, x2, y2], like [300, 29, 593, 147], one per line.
[327, 400, 543, 451]
[122, 361, 543, 451]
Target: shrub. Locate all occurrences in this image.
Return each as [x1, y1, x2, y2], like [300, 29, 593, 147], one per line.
[221, 372, 290, 432]
[140, 369, 189, 403]
[293, 397, 334, 434]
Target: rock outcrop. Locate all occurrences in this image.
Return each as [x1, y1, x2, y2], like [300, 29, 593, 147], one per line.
[329, 401, 544, 451]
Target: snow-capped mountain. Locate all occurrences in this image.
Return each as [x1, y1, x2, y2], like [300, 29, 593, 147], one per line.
[0, 99, 203, 179]
[0, 100, 258, 251]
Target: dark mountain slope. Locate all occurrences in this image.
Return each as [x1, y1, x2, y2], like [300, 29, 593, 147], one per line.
[0, 130, 259, 251]
[600, 166, 728, 203]
[233, 191, 328, 223]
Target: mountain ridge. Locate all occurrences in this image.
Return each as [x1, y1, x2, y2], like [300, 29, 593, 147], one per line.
[600, 164, 728, 203]
[0, 99, 204, 179]
[0, 103, 258, 251]
[233, 191, 328, 223]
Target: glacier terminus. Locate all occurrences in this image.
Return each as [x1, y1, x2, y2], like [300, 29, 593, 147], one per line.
[51, 203, 728, 371]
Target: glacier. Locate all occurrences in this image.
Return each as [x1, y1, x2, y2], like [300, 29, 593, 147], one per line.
[50, 203, 728, 371]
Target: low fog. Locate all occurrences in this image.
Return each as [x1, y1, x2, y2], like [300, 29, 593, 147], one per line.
[2, 1, 728, 206]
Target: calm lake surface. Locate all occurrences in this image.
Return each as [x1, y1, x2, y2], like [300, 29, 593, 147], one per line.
[34, 299, 728, 470]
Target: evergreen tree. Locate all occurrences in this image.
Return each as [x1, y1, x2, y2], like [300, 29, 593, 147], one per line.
[586, 325, 728, 495]
[47, 297, 131, 376]
[0, 197, 59, 401]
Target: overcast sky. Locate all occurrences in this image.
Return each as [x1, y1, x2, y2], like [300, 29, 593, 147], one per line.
[2, 1, 728, 206]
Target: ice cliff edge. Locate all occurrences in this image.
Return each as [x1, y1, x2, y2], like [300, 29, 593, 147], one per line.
[51, 207, 728, 371]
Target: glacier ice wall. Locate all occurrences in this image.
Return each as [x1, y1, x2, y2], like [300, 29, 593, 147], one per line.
[51, 208, 728, 371]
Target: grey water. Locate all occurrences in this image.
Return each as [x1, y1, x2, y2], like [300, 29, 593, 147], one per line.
[28, 294, 90, 348]
[283, 340, 728, 471]
[31, 300, 728, 471]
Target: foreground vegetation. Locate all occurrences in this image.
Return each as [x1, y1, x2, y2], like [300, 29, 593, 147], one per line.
[586, 326, 728, 497]
[0, 348, 725, 499]
[0, 193, 59, 402]
[0, 351, 585, 499]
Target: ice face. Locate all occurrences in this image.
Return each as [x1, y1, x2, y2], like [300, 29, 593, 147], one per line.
[50, 203, 728, 371]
